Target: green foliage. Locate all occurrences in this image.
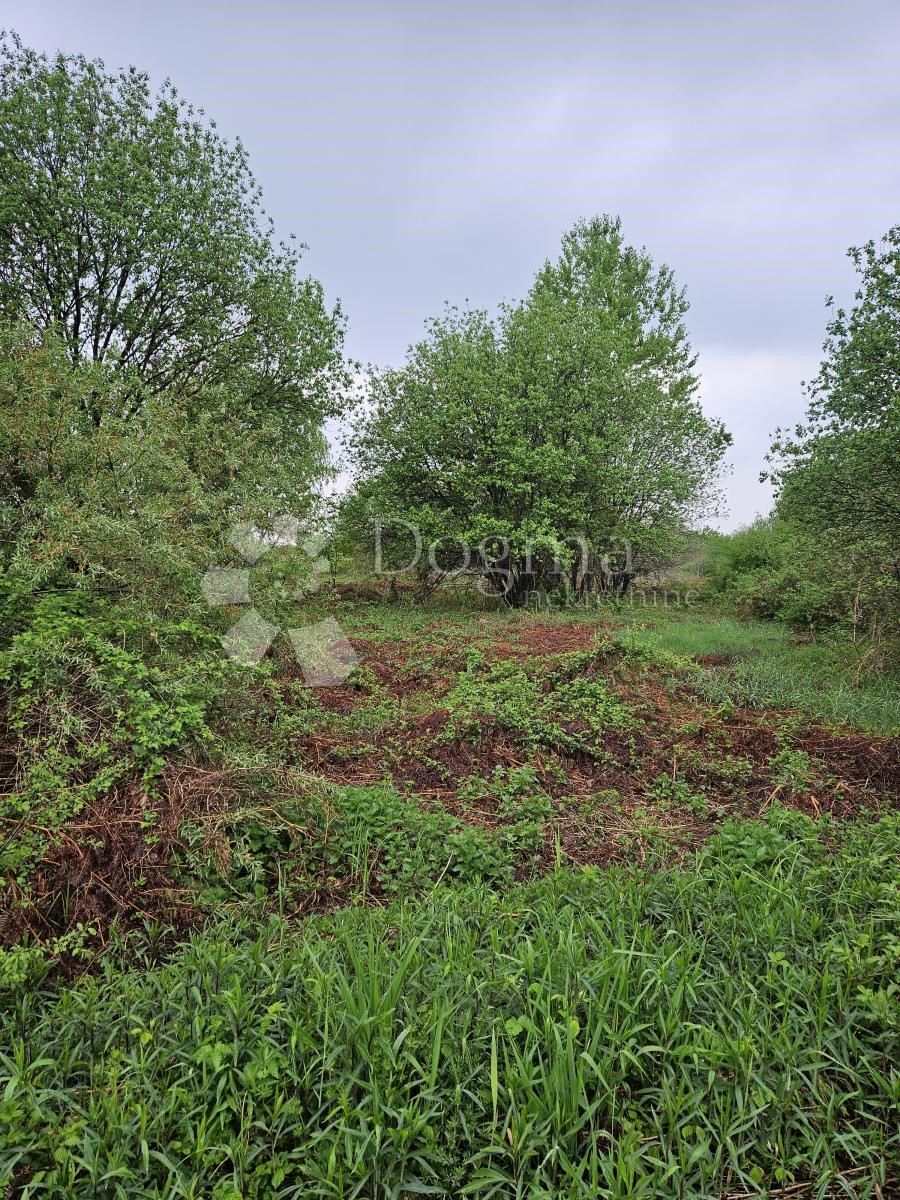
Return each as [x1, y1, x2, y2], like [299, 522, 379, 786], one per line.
[209, 675, 324, 772]
[766, 225, 900, 653]
[704, 517, 894, 635]
[619, 609, 900, 729]
[548, 675, 632, 738]
[345, 217, 730, 604]
[0, 321, 330, 613]
[620, 610, 900, 733]
[0, 327, 209, 600]
[692, 655, 900, 735]
[445, 655, 550, 742]
[769, 747, 813, 792]
[445, 651, 632, 756]
[320, 783, 514, 894]
[0, 26, 350, 893]
[2, 812, 897, 1198]
[491, 765, 552, 819]
[177, 777, 518, 906]
[0, 31, 346, 424]
[702, 804, 821, 868]
[0, 924, 93, 995]
[647, 773, 709, 815]
[470, 766, 554, 858]
[0, 590, 221, 879]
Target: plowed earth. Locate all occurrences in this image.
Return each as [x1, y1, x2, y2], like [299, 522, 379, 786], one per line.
[299, 622, 899, 872]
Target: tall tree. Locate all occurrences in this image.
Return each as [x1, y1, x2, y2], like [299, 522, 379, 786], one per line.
[346, 217, 730, 604]
[0, 31, 346, 427]
[768, 227, 900, 575]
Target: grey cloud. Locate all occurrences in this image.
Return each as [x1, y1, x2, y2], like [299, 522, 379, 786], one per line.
[10, 0, 900, 527]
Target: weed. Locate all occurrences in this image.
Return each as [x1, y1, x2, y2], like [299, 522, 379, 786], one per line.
[616, 611, 900, 733]
[769, 746, 814, 792]
[4, 812, 896, 1198]
[320, 783, 514, 893]
[444, 655, 632, 759]
[647, 772, 709, 815]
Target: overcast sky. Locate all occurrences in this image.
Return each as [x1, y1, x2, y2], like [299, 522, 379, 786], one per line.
[9, 1, 899, 527]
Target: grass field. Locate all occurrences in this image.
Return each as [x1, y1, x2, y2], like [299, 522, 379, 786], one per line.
[2, 592, 898, 1198]
[610, 609, 900, 734]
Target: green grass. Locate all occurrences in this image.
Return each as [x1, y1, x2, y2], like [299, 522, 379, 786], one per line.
[617, 612, 789, 659]
[615, 612, 900, 733]
[3, 809, 898, 1198]
[3, 592, 897, 1199]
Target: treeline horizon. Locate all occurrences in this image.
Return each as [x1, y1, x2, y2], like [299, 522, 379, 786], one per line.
[0, 29, 896, 646]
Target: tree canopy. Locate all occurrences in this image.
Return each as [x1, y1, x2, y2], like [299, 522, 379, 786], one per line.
[345, 217, 730, 604]
[0, 31, 346, 429]
[768, 227, 900, 583]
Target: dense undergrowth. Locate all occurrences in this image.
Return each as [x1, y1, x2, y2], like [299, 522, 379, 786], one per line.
[1, 33, 897, 1199]
[3, 592, 898, 946]
[1, 586, 898, 1197]
[2, 810, 898, 1198]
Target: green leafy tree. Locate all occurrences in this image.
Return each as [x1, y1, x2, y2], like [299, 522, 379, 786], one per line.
[0, 324, 314, 612]
[0, 31, 346, 431]
[346, 217, 730, 604]
[767, 226, 900, 640]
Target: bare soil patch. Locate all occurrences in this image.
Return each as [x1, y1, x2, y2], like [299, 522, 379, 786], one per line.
[299, 623, 900, 870]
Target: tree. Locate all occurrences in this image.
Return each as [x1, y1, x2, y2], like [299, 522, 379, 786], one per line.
[0, 323, 316, 611]
[0, 31, 346, 429]
[345, 217, 730, 605]
[768, 227, 900, 586]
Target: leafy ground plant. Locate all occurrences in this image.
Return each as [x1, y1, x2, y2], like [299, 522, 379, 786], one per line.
[2, 809, 897, 1198]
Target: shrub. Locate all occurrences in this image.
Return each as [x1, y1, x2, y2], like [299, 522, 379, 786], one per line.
[703, 517, 899, 647]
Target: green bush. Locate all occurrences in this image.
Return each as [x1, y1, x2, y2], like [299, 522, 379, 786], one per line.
[0, 320, 338, 895]
[320, 783, 514, 893]
[445, 652, 633, 756]
[0, 590, 222, 880]
[703, 518, 900, 674]
[704, 519, 847, 628]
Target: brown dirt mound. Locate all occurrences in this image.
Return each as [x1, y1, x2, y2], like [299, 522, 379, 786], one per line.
[798, 727, 900, 794]
[695, 653, 733, 667]
[297, 644, 900, 875]
[11, 620, 893, 955]
[303, 622, 609, 718]
[393, 713, 532, 802]
[360, 638, 461, 697]
[294, 636, 464, 712]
